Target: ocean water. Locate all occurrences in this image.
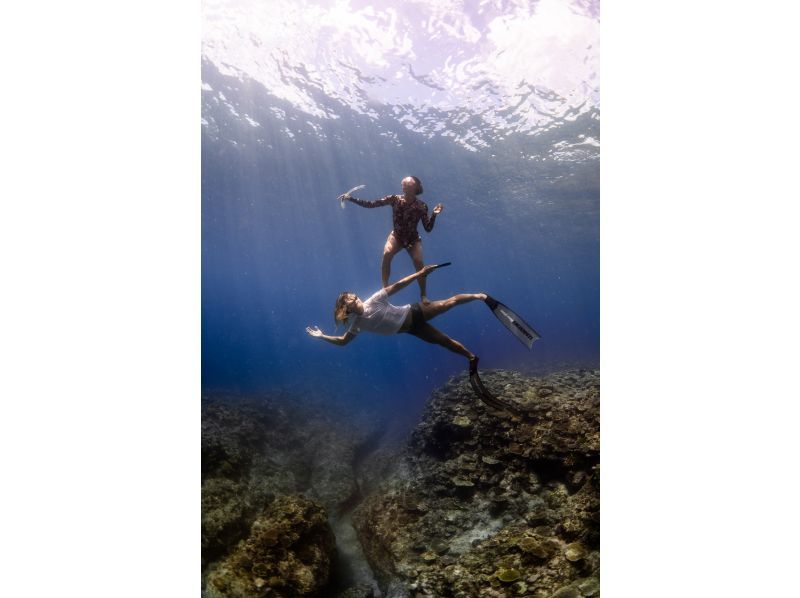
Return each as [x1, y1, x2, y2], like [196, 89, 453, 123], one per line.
[201, 1, 599, 417]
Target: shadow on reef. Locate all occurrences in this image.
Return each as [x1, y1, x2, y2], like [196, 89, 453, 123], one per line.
[201, 368, 599, 597]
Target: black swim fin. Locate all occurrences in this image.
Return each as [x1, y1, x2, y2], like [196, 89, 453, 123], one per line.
[469, 370, 522, 415]
[484, 295, 541, 350]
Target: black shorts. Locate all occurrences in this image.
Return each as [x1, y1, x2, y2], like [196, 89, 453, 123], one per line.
[405, 303, 426, 334]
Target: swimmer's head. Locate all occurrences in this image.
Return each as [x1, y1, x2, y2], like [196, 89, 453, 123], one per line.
[402, 176, 423, 195]
[334, 292, 361, 324]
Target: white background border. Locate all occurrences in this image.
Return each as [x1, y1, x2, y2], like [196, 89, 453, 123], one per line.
[2, 1, 798, 595]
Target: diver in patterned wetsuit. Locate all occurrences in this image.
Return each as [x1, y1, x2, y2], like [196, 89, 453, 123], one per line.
[339, 176, 443, 304]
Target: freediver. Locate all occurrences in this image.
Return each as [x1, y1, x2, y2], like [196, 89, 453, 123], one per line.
[338, 176, 442, 304]
[305, 264, 537, 413]
[306, 265, 482, 372]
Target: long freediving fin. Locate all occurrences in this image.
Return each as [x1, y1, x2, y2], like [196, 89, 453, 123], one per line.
[484, 295, 541, 350]
[469, 371, 522, 415]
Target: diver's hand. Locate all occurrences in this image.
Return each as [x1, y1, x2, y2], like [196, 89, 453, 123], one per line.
[433, 203, 443, 215]
[420, 264, 437, 277]
[306, 326, 324, 338]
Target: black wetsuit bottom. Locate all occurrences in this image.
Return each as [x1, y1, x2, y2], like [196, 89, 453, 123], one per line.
[404, 303, 426, 335]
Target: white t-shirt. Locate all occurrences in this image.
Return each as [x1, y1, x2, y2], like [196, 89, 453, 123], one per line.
[346, 289, 410, 336]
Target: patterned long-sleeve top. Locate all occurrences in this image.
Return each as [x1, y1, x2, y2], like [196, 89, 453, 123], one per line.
[348, 194, 437, 247]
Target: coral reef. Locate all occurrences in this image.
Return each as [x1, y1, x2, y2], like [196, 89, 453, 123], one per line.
[202, 399, 303, 565]
[201, 368, 600, 597]
[352, 369, 600, 597]
[201, 393, 390, 595]
[205, 495, 336, 597]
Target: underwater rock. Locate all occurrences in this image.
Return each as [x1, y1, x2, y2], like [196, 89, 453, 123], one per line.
[564, 542, 587, 562]
[452, 415, 472, 427]
[517, 536, 557, 559]
[201, 394, 391, 595]
[201, 399, 271, 480]
[421, 550, 438, 563]
[352, 369, 600, 597]
[206, 495, 336, 597]
[336, 584, 375, 598]
[576, 576, 600, 596]
[495, 567, 522, 582]
[202, 477, 251, 564]
[201, 398, 299, 565]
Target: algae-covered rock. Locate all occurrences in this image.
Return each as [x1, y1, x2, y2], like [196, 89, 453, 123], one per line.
[206, 495, 336, 597]
[518, 536, 557, 559]
[495, 568, 522, 582]
[564, 542, 587, 562]
[551, 585, 582, 598]
[538, 386, 555, 398]
[577, 576, 600, 596]
[452, 415, 471, 427]
[421, 550, 438, 563]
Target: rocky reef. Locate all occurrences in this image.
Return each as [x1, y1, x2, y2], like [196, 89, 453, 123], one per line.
[202, 392, 392, 596]
[201, 368, 600, 597]
[352, 369, 600, 597]
[206, 495, 336, 597]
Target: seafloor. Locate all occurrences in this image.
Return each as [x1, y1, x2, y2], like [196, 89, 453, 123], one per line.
[202, 369, 600, 598]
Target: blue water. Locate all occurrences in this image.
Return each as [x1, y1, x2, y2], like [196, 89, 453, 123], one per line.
[201, 59, 598, 415]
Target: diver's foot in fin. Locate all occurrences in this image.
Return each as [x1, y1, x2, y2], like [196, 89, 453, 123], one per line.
[469, 369, 522, 415]
[483, 294, 499, 310]
[469, 372, 499, 409]
[421, 295, 430, 305]
[470, 374, 513, 413]
[469, 355, 479, 375]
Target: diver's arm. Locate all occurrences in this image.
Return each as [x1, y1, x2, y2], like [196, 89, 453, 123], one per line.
[345, 194, 396, 208]
[421, 203, 443, 232]
[306, 327, 355, 345]
[384, 264, 436, 297]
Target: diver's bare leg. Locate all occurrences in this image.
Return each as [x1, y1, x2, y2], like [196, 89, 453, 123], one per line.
[420, 293, 487, 320]
[381, 232, 403, 287]
[410, 322, 474, 361]
[408, 240, 428, 303]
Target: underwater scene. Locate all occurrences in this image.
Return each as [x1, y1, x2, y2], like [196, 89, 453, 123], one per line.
[202, 1, 599, 596]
